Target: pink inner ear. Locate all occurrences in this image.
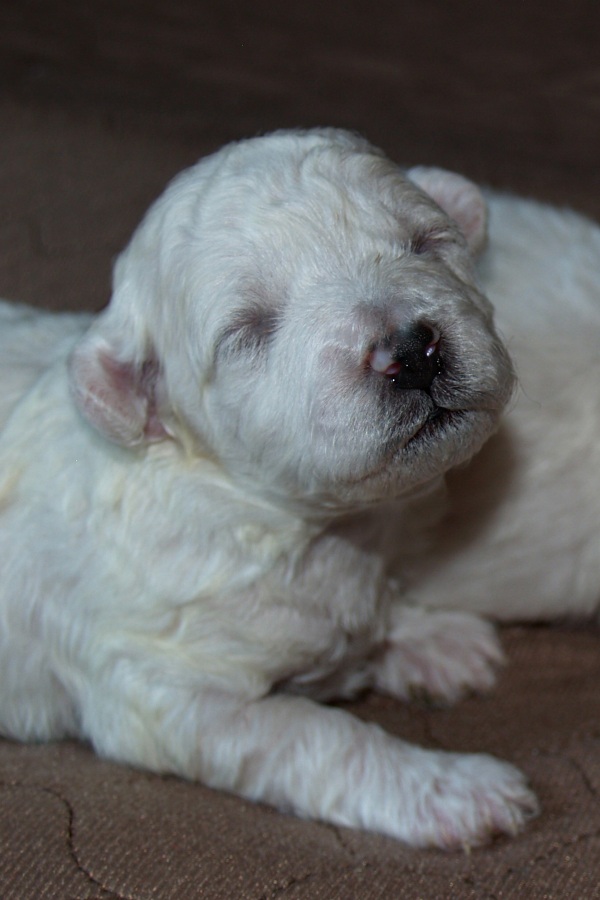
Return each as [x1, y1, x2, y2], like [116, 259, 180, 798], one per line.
[98, 352, 138, 399]
[98, 352, 168, 444]
[137, 358, 169, 441]
[407, 166, 488, 255]
[69, 339, 167, 448]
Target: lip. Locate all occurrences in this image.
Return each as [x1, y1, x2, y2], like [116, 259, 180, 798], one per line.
[403, 407, 466, 449]
[340, 407, 472, 489]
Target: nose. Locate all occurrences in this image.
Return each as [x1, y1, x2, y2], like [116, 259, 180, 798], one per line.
[368, 323, 442, 391]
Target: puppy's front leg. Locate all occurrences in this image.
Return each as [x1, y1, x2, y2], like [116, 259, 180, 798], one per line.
[372, 605, 505, 705]
[88, 684, 536, 849]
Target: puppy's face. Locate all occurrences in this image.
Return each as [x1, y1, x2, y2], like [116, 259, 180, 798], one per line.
[70, 130, 514, 511]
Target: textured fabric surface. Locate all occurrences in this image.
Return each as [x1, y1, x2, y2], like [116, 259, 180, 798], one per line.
[1, 1, 599, 897]
[1, 628, 599, 899]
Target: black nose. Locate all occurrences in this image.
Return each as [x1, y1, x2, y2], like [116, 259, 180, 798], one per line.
[391, 323, 441, 390]
[370, 323, 442, 391]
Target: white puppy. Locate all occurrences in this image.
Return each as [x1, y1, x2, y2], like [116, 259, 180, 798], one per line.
[405, 196, 600, 622]
[5, 126, 589, 850]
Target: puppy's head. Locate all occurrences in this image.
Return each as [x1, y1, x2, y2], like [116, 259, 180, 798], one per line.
[69, 129, 514, 511]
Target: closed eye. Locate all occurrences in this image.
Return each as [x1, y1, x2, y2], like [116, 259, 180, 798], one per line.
[215, 303, 281, 358]
[410, 229, 453, 256]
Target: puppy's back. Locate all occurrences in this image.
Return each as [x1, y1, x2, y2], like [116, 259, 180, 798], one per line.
[0, 301, 90, 429]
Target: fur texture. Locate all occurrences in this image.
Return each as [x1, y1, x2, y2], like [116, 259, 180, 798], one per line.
[4, 127, 594, 848]
[405, 196, 600, 621]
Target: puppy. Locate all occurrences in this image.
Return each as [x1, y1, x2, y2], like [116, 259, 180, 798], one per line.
[0, 129, 546, 849]
[404, 195, 600, 622]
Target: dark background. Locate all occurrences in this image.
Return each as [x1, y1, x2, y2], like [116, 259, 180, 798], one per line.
[1, 0, 600, 312]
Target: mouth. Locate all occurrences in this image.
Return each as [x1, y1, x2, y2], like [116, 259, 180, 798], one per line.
[402, 406, 467, 451]
[340, 405, 475, 491]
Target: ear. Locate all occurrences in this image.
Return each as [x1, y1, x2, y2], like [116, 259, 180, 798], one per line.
[68, 329, 169, 448]
[407, 166, 488, 255]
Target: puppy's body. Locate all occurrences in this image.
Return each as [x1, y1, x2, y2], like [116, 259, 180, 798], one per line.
[406, 196, 600, 620]
[0, 129, 594, 848]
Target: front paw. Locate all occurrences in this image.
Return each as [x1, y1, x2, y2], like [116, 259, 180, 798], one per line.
[372, 608, 505, 705]
[401, 749, 539, 850]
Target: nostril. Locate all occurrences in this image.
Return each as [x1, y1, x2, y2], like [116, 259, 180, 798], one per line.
[368, 323, 442, 391]
[369, 345, 403, 376]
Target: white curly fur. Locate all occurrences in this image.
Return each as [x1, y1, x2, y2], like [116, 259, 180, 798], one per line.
[5, 126, 596, 847]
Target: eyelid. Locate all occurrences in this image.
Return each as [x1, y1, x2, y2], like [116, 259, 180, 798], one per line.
[409, 228, 454, 255]
[215, 305, 280, 357]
